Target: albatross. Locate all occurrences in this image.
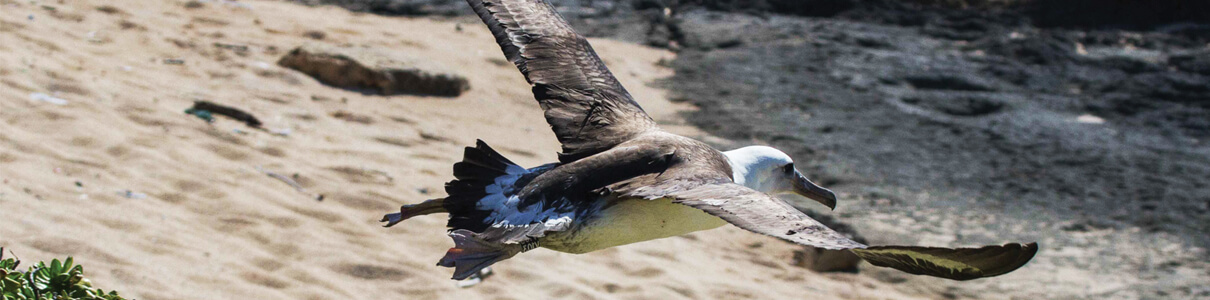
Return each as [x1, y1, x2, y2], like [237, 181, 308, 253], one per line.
[383, 0, 1038, 281]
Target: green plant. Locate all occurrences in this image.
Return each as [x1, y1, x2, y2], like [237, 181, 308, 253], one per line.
[0, 248, 126, 300]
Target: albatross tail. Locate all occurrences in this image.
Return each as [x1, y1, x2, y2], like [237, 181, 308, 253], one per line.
[380, 139, 531, 230]
[381, 140, 548, 279]
[443, 139, 534, 232]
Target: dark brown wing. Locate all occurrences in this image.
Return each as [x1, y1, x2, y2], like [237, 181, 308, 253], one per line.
[851, 243, 1039, 281]
[622, 180, 1038, 280]
[655, 182, 868, 250]
[467, 0, 658, 162]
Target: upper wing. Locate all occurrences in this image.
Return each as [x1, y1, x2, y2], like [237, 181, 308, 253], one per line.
[657, 182, 868, 250]
[467, 0, 658, 162]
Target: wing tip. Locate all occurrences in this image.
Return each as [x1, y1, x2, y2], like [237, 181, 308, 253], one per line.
[852, 241, 1040, 281]
[979, 241, 1038, 278]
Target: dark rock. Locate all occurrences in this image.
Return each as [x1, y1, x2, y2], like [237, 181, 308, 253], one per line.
[278, 44, 470, 97]
[901, 73, 998, 92]
[792, 245, 862, 273]
[1060, 219, 1116, 232]
[1024, 0, 1210, 30]
[790, 204, 867, 273]
[1094, 55, 1163, 74]
[1171, 52, 1210, 76]
[901, 94, 1006, 117]
[289, 0, 467, 16]
[979, 33, 1076, 65]
[692, 0, 858, 17]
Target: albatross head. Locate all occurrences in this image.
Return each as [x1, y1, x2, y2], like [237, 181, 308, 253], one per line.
[722, 146, 837, 210]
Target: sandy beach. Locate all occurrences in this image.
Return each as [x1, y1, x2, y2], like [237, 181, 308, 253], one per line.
[0, 0, 957, 298]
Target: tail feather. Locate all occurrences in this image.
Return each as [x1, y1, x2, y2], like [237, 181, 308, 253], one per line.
[471, 140, 518, 167]
[378, 140, 546, 280]
[451, 140, 518, 181]
[444, 140, 526, 232]
[381, 198, 447, 227]
[438, 229, 520, 280]
[379, 140, 522, 230]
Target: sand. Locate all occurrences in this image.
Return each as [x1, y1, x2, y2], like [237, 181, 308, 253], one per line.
[0, 0, 1037, 299]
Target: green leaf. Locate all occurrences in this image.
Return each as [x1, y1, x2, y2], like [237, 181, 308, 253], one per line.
[19, 286, 34, 298]
[29, 269, 49, 291]
[0, 258, 18, 270]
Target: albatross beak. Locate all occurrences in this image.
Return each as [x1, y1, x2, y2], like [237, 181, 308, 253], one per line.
[791, 170, 837, 210]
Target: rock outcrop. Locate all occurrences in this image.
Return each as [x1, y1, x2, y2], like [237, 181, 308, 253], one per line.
[791, 205, 866, 273]
[278, 44, 470, 97]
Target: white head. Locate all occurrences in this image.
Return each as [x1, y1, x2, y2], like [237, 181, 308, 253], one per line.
[722, 146, 837, 210]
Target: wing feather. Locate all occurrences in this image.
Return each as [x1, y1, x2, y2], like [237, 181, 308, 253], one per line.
[663, 183, 868, 250]
[654, 182, 1038, 280]
[466, 0, 657, 162]
[851, 243, 1039, 280]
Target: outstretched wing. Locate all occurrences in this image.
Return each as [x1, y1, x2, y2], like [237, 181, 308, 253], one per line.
[851, 243, 1039, 281]
[622, 180, 1038, 280]
[467, 0, 658, 162]
[658, 182, 867, 250]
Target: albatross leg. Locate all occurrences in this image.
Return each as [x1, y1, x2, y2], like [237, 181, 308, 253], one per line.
[381, 198, 447, 227]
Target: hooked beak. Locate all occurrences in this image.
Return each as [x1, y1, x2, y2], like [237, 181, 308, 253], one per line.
[791, 170, 837, 210]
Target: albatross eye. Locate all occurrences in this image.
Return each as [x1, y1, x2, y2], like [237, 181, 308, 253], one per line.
[783, 163, 794, 174]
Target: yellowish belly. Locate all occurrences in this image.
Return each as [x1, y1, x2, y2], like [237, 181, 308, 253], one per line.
[541, 197, 728, 254]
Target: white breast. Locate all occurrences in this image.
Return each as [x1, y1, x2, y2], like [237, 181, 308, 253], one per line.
[541, 197, 728, 254]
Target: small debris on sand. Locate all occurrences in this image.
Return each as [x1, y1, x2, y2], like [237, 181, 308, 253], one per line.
[29, 93, 68, 105]
[185, 108, 215, 123]
[183, 0, 204, 9]
[330, 110, 373, 124]
[185, 101, 263, 128]
[256, 166, 324, 201]
[214, 42, 249, 52]
[116, 190, 147, 199]
[302, 30, 325, 40]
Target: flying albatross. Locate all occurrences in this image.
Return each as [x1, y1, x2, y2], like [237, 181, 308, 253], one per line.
[383, 0, 1038, 281]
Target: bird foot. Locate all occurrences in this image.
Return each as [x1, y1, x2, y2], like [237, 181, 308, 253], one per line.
[438, 229, 520, 280]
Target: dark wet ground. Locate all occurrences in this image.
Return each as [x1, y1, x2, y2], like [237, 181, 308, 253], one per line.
[663, 6, 1210, 244]
[651, 4, 1210, 297]
[659, 8, 1210, 297]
